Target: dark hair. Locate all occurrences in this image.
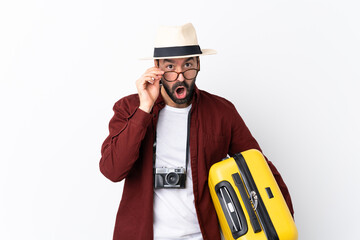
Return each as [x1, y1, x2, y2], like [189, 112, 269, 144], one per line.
[155, 57, 199, 67]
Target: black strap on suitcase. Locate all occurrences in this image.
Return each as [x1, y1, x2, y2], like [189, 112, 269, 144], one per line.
[233, 153, 279, 240]
[231, 173, 262, 233]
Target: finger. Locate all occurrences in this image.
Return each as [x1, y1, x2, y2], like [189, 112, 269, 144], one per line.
[137, 76, 153, 88]
[143, 73, 163, 80]
[153, 77, 161, 86]
[145, 68, 164, 75]
[147, 66, 163, 72]
[146, 77, 155, 84]
[136, 69, 163, 88]
[145, 76, 160, 85]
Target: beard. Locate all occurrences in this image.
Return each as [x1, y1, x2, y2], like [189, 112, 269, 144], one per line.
[161, 78, 196, 105]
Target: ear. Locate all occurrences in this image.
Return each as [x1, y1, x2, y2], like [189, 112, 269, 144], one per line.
[196, 57, 201, 71]
[154, 59, 159, 67]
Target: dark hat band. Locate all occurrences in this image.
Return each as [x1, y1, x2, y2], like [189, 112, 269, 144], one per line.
[153, 45, 202, 58]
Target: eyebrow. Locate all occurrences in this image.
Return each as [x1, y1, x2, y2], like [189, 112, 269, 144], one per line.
[163, 57, 195, 64]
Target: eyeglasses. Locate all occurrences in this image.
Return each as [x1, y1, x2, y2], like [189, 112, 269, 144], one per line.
[162, 69, 199, 82]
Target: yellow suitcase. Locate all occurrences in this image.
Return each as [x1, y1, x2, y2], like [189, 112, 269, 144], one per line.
[208, 149, 298, 240]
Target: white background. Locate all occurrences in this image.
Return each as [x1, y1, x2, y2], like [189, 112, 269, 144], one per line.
[1, 0, 359, 239]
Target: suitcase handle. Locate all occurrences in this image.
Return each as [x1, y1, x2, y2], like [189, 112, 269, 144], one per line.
[215, 181, 248, 238]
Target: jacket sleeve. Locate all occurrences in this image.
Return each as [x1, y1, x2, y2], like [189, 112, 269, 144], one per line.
[99, 98, 152, 182]
[228, 106, 295, 216]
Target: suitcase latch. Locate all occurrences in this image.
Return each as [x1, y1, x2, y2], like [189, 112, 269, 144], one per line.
[250, 191, 258, 210]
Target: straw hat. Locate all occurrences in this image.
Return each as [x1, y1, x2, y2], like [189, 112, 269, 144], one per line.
[141, 23, 217, 60]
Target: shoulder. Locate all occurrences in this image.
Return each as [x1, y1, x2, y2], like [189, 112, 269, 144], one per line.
[197, 89, 237, 112]
[113, 93, 140, 113]
[114, 93, 140, 106]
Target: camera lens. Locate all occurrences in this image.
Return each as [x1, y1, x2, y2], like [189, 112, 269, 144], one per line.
[165, 172, 179, 185]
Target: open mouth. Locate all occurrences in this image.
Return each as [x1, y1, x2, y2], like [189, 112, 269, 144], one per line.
[175, 86, 187, 99]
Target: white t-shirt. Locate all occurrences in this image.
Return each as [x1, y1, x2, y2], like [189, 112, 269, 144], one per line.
[153, 104, 203, 240]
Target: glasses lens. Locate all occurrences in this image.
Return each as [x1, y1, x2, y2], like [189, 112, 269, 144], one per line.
[163, 72, 178, 81]
[183, 69, 197, 79]
[163, 69, 198, 81]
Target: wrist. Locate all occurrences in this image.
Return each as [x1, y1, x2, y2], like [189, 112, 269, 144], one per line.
[139, 104, 152, 113]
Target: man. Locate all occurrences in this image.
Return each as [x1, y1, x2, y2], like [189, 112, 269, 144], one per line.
[99, 23, 294, 240]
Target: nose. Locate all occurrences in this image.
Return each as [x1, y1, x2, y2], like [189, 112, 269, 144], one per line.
[177, 72, 185, 82]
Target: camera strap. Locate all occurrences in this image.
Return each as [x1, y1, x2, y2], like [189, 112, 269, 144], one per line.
[153, 110, 191, 172]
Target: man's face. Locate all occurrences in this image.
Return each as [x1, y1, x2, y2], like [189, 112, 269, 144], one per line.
[157, 57, 199, 107]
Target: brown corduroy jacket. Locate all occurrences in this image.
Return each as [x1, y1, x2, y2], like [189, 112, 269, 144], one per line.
[99, 86, 294, 240]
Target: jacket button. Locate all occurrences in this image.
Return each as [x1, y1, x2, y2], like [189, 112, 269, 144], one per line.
[153, 114, 156, 118]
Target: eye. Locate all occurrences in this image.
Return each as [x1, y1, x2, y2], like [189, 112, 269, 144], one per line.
[184, 62, 192, 68]
[166, 64, 174, 70]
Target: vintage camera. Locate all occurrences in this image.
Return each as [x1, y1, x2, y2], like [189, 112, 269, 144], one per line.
[154, 167, 186, 189]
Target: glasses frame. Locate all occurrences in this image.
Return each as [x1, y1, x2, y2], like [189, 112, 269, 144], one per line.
[162, 68, 200, 82]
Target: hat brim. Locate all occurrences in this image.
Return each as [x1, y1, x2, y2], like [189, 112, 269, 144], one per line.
[139, 49, 217, 60]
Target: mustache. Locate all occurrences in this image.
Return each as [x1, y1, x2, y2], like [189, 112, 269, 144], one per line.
[171, 81, 190, 92]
